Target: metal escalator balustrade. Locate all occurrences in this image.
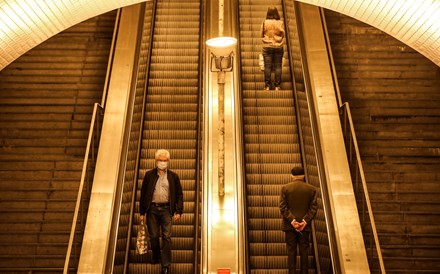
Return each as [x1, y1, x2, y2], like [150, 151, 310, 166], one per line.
[321, 8, 386, 272]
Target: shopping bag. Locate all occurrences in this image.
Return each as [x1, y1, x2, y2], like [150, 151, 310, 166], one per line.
[259, 53, 264, 71]
[136, 220, 148, 255]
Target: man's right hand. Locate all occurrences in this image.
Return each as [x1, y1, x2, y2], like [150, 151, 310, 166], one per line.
[297, 220, 307, 231]
[291, 220, 300, 229]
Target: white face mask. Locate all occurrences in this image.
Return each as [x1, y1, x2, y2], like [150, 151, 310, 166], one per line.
[157, 161, 168, 170]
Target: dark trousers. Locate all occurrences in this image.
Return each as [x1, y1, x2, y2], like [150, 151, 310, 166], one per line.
[285, 230, 311, 274]
[147, 204, 172, 267]
[262, 46, 284, 88]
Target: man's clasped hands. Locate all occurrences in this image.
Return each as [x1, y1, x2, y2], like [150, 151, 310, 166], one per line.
[291, 219, 307, 233]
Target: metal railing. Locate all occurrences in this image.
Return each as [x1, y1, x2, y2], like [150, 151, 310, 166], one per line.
[320, 8, 386, 273]
[63, 103, 103, 273]
[340, 104, 386, 273]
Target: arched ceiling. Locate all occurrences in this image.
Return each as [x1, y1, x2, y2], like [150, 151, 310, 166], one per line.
[298, 0, 440, 67]
[1, 0, 439, 71]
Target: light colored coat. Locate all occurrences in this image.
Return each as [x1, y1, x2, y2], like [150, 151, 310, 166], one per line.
[261, 19, 285, 48]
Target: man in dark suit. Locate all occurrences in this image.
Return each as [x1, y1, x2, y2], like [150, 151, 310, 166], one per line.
[139, 149, 183, 274]
[279, 166, 318, 274]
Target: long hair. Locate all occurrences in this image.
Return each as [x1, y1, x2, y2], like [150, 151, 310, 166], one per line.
[266, 7, 280, 20]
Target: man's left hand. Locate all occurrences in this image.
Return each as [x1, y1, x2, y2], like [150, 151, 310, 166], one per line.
[173, 214, 181, 221]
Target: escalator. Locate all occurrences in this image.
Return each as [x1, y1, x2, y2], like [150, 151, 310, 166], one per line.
[238, 0, 331, 273]
[112, 0, 203, 273]
[238, 0, 304, 272]
[107, 0, 336, 273]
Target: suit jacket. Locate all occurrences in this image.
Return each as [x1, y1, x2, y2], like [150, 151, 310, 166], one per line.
[279, 179, 318, 231]
[139, 168, 183, 216]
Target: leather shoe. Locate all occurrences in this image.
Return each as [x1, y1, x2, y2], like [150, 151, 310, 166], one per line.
[161, 266, 170, 274]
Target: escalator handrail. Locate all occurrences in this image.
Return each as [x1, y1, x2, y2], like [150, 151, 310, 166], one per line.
[63, 102, 103, 274]
[230, 0, 249, 272]
[122, 1, 157, 272]
[193, 0, 206, 271]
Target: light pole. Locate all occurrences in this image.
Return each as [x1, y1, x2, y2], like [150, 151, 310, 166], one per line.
[206, 37, 237, 196]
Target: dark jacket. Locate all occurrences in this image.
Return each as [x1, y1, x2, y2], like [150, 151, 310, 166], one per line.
[279, 179, 318, 231]
[139, 168, 184, 216]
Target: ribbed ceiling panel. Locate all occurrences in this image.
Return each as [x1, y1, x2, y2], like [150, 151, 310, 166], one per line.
[0, 0, 146, 70]
[297, 0, 440, 66]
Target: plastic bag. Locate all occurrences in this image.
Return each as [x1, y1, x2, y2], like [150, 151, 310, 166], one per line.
[259, 53, 264, 71]
[136, 220, 148, 255]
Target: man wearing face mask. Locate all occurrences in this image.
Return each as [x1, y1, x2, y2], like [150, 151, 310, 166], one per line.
[139, 149, 183, 274]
